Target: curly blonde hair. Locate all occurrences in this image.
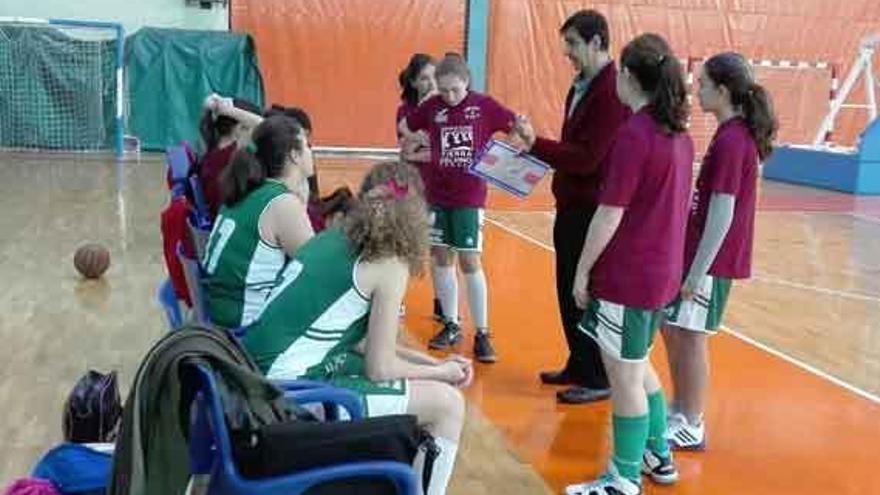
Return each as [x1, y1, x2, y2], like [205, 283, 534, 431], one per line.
[342, 161, 429, 275]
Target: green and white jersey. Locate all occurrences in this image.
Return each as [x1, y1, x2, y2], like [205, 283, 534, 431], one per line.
[243, 227, 371, 380]
[202, 180, 290, 328]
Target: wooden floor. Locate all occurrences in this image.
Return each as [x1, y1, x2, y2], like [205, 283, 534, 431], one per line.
[0, 152, 878, 494]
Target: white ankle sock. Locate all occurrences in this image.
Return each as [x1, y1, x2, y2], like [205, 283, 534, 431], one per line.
[427, 436, 459, 495]
[434, 265, 458, 324]
[463, 269, 488, 330]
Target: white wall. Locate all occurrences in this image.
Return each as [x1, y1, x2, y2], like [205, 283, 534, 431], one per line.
[0, 0, 228, 33]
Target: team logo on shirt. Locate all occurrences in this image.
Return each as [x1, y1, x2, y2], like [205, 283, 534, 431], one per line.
[464, 106, 482, 121]
[434, 108, 449, 124]
[440, 126, 474, 168]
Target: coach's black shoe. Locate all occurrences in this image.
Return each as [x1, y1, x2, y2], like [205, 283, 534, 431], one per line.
[557, 386, 611, 404]
[539, 368, 577, 385]
[473, 331, 497, 363]
[429, 321, 462, 350]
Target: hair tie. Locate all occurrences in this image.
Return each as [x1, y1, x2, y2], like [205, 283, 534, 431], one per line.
[245, 142, 257, 154]
[385, 177, 409, 200]
[367, 177, 410, 203]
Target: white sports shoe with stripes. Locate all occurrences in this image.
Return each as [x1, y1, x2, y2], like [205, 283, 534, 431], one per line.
[565, 463, 642, 495]
[666, 413, 706, 451]
[641, 449, 679, 484]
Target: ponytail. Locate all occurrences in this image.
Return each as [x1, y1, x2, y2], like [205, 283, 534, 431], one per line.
[620, 34, 689, 133]
[703, 52, 778, 160]
[741, 83, 777, 159]
[650, 55, 689, 133]
[218, 148, 265, 207]
[217, 115, 304, 206]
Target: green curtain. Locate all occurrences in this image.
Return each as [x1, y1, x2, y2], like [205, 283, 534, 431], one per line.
[126, 27, 265, 151]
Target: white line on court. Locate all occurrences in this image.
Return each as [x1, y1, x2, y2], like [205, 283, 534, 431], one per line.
[750, 275, 880, 303]
[848, 212, 880, 225]
[484, 216, 880, 405]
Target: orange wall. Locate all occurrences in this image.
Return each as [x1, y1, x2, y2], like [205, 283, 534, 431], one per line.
[231, 0, 466, 147]
[232, 0, 880, 150]
[487, 0, 880, 153]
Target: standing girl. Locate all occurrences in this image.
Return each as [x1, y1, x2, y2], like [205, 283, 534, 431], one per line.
[399, 53, 522, 363]
[566, 34, 693, 495]
[662, 52, 777, 451]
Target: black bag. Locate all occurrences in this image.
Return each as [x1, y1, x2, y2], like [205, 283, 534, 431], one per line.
[232, 414, 438, 495]
[63, 370, 123, 443]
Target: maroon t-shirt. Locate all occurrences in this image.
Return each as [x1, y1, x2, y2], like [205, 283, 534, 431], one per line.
[396, 101, 417, 134]
[406, 92, 515, 208]
[684, 117, 758, 279]
[591, 109, 695, 309]
[199, 142, 237, 219]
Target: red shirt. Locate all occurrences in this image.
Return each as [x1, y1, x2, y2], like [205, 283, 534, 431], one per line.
[685, 118, 758, 279]
[160, 196, 195, 307]
[396, 101, 417, 134]
[406, 92, 515, 208]
[199, 142, 237, 219]
[591, 109, 695, 309]
[531, 63, 631, 211]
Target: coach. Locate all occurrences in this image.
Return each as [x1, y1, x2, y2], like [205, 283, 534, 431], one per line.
[516, 10, 630, 404]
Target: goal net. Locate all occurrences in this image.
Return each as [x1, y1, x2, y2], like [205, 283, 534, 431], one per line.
[0, 18, 124, 155]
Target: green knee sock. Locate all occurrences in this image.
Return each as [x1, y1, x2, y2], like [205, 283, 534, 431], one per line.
[647, 391, 671, 457]
[612, 414, 649, 483]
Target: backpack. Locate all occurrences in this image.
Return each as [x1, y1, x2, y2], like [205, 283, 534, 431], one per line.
[63, 370, 122, 444]
[232, 414, 438, 494]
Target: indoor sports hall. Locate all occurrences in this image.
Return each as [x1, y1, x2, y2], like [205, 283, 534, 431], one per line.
[1, 1, 878, 494]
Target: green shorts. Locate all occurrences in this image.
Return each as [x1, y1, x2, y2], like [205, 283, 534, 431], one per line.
[665, 276, 733, 335]
[429, 206, 484, 252]
[577, 298, 664, 362]
[303, 352, 409, 418]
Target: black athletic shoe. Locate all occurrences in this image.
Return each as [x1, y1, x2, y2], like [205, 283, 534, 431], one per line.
[473, 331, 497, 363]
[428, 320, 462, 349]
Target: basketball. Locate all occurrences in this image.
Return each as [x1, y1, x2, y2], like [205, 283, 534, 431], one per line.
[74, 243, 111, 279]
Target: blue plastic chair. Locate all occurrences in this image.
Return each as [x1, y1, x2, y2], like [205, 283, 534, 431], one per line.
[189, 175, 212, 229]
[158, 278, 184, 330]
[188, 365, 418, 495]
[177, 241, 211, 326]
[187, 215, 211, 263]
[166, 145, 192, 188]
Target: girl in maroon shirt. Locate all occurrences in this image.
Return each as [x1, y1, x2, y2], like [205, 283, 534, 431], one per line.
[662, 52, 777, 451]
[197, 96, 263, 220]
[567, 34, 692, 495]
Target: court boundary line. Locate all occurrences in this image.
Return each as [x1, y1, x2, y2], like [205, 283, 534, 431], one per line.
[484, 216, 880, 405]
[750, 275, 880, 303]
[849, 212, 880, 225]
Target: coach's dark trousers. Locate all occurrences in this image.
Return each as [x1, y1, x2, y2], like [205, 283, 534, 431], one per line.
[553, 207, 610, 389]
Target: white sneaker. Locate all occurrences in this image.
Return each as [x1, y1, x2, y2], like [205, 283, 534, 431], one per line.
[641, 449, 679, 484]
[666, 413, 706, 451]
[565, 464, 642, 495]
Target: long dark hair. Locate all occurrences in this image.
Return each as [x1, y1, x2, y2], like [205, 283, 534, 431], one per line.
[198, 98, 261, 152]
[620, 33, 689, 133]
[399, 53, 435, 106]
[218, 115, 304, 206]
[704, 52, 778, 159]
